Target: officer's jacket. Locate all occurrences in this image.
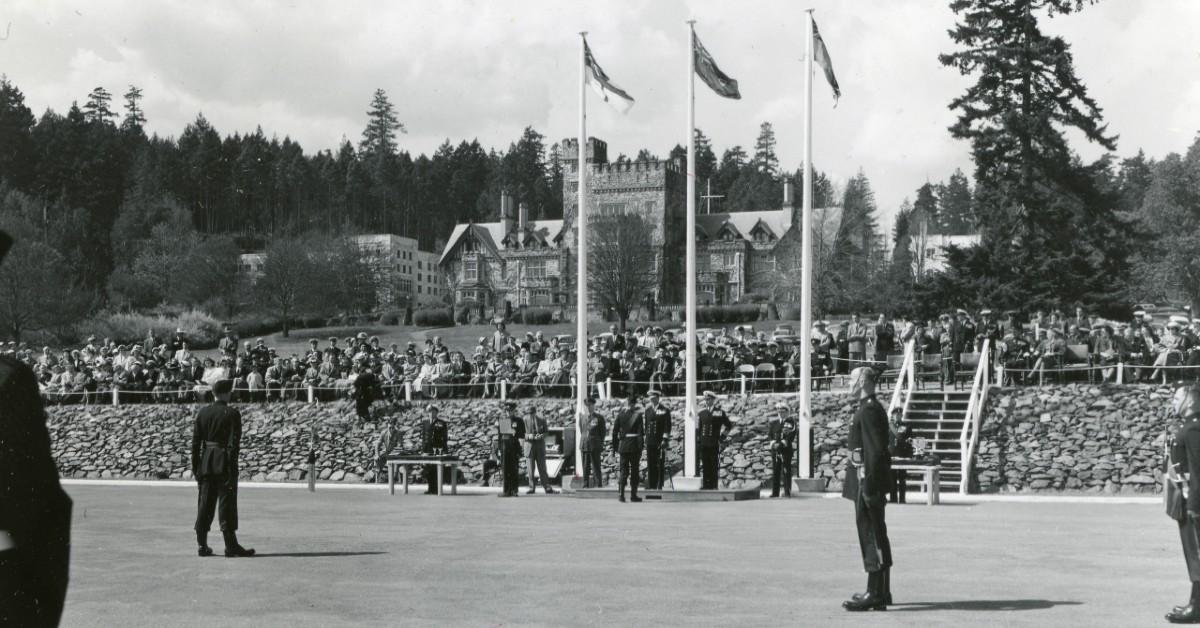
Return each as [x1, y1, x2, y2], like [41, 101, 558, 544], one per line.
[191, 401, 242, 478]
[769, 418, 797, 451]
[846, 395, 891, 499]
[644, 404, 672, 446]
[421, 418, 448, 452]
[612, 407, 644, 454]
[697, 407, 732, 446]
[579, 411, 607, 453]
[1173, 418, 1200, 513]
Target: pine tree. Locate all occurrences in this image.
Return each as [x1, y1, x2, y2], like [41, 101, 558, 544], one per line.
[752, 122, 779, 175]
[83, 87, 117, 124]
[121, 85, 146, 133]
[0, 76, 36, 188]
[939, 0, 1131, 314]
[360, 89, 405, 159]
[938, 169, 974, 234]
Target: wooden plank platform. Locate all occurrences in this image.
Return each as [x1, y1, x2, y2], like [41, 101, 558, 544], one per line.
[573, 487, 761, 502]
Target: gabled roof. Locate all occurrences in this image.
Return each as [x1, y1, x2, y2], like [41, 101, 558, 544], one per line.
[438, 220, 564, 265]
[695, 206, 841, 245]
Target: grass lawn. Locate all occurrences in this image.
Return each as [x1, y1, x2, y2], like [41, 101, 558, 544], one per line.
[200, 319, 815, 360]
[61, 483, 1178, 627]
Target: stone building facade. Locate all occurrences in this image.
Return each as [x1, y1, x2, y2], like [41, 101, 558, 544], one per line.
[438, 136, 840, 310]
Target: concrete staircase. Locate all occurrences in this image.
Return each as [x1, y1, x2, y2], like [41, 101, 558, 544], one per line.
[901, 389, 971, 492]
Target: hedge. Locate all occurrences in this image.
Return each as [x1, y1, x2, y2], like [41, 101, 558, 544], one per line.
[695, 305, 761, 324]
[414, 308, 453, 327]
[77, 309, 225, 349]
[519, 307, 555, 325]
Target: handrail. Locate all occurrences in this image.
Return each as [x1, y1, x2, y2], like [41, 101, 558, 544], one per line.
[888, 339, 916, 417]
[959, 339, 989, 495]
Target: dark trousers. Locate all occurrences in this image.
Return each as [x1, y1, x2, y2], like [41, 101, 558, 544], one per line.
[700, 444, 720, 489]
[855, 493, 892, 573]
[1180, 515, 1200, 582]
[355, 398, 371, 421]
[646, 443, 664, 489]
[889, 470, 908, 504]
[526, 439, 551, 490]
[583, 449, 603, 488]
[0, 492, 71, 627]
[772, 449, 793, 496]
[500, 438, 520, 495]
[619, 450, 641, 496]
[195, 475, 238, 533]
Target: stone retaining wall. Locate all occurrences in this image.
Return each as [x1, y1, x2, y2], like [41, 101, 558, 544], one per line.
[974, 384, 1172, 494]
[46, 384, 1176, 494]
[46, 395, 858, 488]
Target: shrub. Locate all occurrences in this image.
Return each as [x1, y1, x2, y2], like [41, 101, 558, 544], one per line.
[377, 310, 403, 326]
[414, 308, 453, 327]
[77, 309, 224, 349]
[519, 307, 554, 325]
[454, 305, 473, 325]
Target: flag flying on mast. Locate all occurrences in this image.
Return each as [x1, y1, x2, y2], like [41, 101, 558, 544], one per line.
[692, 31, 741, 99]
[812, 18, 841, 105]
[584, 39, 635, 113]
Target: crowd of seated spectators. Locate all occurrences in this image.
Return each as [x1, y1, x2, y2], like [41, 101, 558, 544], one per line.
[10, 305, 1195, 406]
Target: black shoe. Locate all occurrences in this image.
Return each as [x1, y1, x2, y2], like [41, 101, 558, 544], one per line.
[545, 488, 557, 494]
[618, 494, 626, 503]
[198, 546, 214, 557]
[1167, 605, 1200, 623]
[525, 488, 536, 495]
[843, 592, 887, 611]
[224, 545, 256, 558]
[631, 496, 643, 503]
[769, 493, 779, 498]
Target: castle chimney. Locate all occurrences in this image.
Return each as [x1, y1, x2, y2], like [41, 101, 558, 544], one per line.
[783, 178, 794, 208]
[500, 191, 515, 240]
[518, 202, 529, 235]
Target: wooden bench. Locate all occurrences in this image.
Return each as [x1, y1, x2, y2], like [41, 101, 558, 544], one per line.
[891, 463, 941, 506]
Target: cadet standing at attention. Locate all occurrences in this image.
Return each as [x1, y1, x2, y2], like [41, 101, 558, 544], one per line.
[612, 395, 644, 502]
[1165, 385, 1200, 624]
[421, 405, 448, 494]
[769, 402, 797, 498]
[842, 366, 892, 611]
[643, 390, 672, 490]
[192, 378, 255, 558]
[696, 390, 732, 490]
[578, 396, 606, 488]
[497, 402, 524, 497]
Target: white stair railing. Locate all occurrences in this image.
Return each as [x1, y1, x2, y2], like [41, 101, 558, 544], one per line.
[888, 340, 917, 417]
[959, 339, 990, 495]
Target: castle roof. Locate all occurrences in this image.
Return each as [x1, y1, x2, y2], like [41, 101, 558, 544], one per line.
[438, 220, 564, 265]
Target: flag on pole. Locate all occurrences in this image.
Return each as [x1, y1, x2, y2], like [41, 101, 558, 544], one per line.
[692, 31, 741, 99]
[584, 39, 635, 113]
[812, 18, 841, 105]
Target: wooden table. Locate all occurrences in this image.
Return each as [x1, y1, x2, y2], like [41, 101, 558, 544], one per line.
[385, 454, 461, 496]
[891, 463, 941, 506]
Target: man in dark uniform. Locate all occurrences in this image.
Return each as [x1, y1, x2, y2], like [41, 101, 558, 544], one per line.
[1166, 385, 1200, 623]
[644, 390, 672, 490]
[842, 366, 891, 611]
[977, 309, 1000, 352]
[192, 378, 255, 557]
[612, 395, 644, 502]
[497, 402, 525, 497]
[421, 405, 448, 494]
[578, 396, 606, 488]
[0, 230, 73, 626]
[697, 390, 732, 490]
[352, 366, 378, 422]
[769, 402, 797, 498]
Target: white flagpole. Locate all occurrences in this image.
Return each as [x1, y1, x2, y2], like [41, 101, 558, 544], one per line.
[797, 9, 815, 479]
[684, 20, 698, 478]
[575, 32, 588, 480]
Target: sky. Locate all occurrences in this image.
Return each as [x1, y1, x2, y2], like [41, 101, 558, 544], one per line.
[2, 0, 1199, 234]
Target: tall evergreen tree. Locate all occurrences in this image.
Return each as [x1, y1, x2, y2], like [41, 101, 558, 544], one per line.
[121, 85, 147, 133]
[937, 169, 974, 234]
[0, 76, 36, 188]
[360, 89, 405, 159]
[939, 0, 1131, 314]
[752, 122, 779, 175]
[83, 87, 117, 124]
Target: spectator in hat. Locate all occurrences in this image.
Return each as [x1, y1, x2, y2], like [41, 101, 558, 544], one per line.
[1150, 320, 1187, 382]
[847, 313, 868, 370]
[1029, 328, 1067, 384]
[218, 327, 238, 358]
[1095, 325, 1119, 383]
[872, 314, 896, 365]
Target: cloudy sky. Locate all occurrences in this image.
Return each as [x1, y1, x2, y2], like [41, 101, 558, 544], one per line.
[3, 0, 1198, 232]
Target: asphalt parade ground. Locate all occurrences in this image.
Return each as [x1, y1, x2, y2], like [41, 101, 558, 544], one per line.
[60, 483, 1176, 627]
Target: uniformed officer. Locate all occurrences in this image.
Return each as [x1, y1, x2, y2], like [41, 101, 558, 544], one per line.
[578, 396, 607, 488]
[977, 309, 1000, 352]
[644, 390, 672, 490]
[842, 367, 891, 611]
[768, 402, 797, 498]
[421, 405, 449, 494]
[523, 406, 557, 495]
[352, 367, 378, 422]
[1166, 385, 1200, 623]
[696, 390, 732, 490]
[192, 378, 255, 557]
[497, 402, 525, 497]
[0, 228, 73, 626]
[612, 395, 644, 502]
